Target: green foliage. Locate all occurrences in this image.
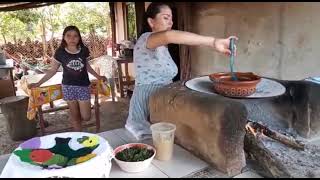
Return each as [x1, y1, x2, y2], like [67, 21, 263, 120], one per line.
[0, 13, 12, 37]
[43, 4, 62, 33]
[115, 147, 154, 162]
[0, 2, 111, 44]
[62, 2, 110, 35]
[12, 9, 41, 24]
[127, 2, 137, 40]
[0, 9, 42, 43]
[0, 12, 33, 43]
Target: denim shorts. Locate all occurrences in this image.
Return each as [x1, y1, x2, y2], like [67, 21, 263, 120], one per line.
[62, 85, 91, 101]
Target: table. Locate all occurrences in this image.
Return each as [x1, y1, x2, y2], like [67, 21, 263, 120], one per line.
[0, 59, 15, 98]
[0, 132, 113, 178]
[20, 72, 111, 135]
[114, 56, 134, 98]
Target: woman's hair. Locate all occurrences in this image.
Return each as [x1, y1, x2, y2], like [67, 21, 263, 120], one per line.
[139, 2, 172, 37]
[59, 25, 85, 49]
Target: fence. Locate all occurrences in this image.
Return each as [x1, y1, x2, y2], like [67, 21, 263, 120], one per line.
[0, 34, 113, 72]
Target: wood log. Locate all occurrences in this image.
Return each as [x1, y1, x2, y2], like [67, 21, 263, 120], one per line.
[244, 132, 292, 178]
[245, 121, 320, 178]
[246, 120, 305, 150]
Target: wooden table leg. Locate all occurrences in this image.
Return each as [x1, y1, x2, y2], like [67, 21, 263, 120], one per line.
[94, 93, 100, 133]
[37, 106, 45, 135]
[50, 101, 54, 108]
[108, 77, 116, 102]
[117, 62, 124, 98]
[9, 69, 16, 96]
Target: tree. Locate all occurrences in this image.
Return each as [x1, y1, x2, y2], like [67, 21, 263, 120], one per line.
[13, 9, 41, 25]
[44, 4, 62, 55]
[0, 13, 25, 44]
[0, 2, 112, 59]
[62, 2, 110, 36]
[0, 13, 11, 44]
[0, 9, 41, 44]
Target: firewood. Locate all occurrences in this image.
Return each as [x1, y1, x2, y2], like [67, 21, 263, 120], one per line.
[246, 120, 305, 151]
[244, 132, 292, 178]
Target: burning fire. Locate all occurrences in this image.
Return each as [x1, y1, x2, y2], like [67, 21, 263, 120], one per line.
[245, 122, 258, 136]
[245, 120, 305, 151]
[245, 121, 268, 138]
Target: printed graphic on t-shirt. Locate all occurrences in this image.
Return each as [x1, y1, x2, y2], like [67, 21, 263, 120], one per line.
[66, 58, 84, 72]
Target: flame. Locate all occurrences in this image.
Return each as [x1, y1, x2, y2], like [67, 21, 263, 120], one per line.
[246, 121, 268, 138]
[246, 122, 258, 137]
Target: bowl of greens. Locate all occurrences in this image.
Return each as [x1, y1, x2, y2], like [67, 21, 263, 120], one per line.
[113, 143, 156, 173]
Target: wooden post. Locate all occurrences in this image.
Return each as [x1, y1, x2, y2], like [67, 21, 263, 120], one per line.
[135, 2, 145, 37]
[50, 101, 54, 108]
[177, 2, 192, 82]
[109, 2, 117, 57]
[37, 106, 45, 136]
[8, 68, 16, 95]
[122, 2, 128, 40]
[117, 60, 124, 98]
[94, 89, 100, 133]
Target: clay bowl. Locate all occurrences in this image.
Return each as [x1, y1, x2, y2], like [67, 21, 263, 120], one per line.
[209, 72, 261, 97]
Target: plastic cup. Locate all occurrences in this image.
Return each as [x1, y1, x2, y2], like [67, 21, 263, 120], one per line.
[150, 122, 176, 161]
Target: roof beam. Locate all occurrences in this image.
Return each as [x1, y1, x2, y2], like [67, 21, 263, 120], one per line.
[0, 2, 64, 12]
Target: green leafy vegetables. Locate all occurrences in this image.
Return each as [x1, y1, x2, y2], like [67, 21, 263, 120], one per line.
[115, 147, 154, 162]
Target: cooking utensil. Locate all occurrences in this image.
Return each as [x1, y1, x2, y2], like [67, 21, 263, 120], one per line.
[229, 38, 238, 81]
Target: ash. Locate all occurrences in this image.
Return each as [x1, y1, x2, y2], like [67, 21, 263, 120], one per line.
[261, 136, 320, 178]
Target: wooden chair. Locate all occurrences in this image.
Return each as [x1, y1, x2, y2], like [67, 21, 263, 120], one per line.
[114, 56, 135, 98]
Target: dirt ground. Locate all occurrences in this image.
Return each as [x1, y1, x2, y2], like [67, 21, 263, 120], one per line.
[0, 96, 130, 155]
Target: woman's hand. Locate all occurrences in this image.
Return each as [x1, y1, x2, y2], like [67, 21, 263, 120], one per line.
[28, 82, 40, 89]
[98, 75, 108, 83]
[213, 36, 238, 56]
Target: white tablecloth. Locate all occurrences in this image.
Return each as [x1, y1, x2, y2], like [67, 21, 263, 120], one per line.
[0, 132, 113, 178]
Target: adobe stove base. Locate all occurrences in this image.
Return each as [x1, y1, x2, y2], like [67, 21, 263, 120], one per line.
[149, 82, 248, 176]
[149, 80, 320, 178]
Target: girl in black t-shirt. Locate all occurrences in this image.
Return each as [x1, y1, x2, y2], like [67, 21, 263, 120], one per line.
[28, 26, 107, 132]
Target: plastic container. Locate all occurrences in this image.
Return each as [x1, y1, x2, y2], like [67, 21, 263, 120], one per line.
[113, 143, 156, 173]
[150, 122, 176, 161]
